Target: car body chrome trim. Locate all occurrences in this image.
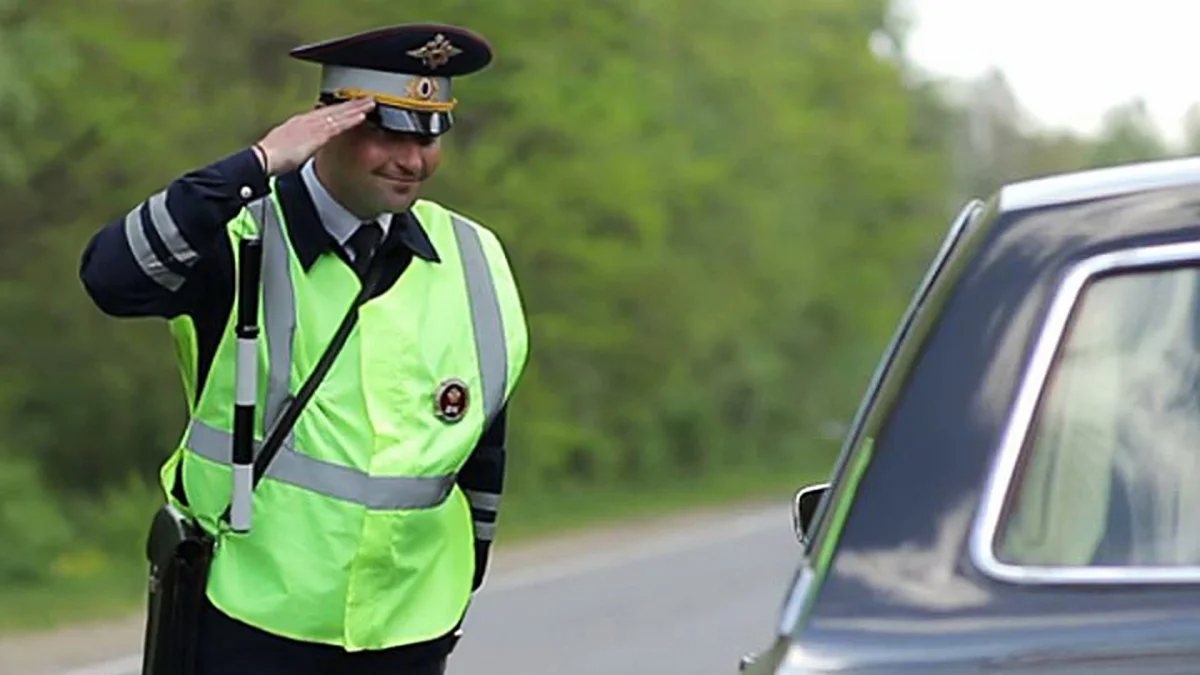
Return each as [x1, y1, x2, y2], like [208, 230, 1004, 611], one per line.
[970, 239, 1200, 584]
[998, 156, 1200, 213]
[777, 566, 817, 636]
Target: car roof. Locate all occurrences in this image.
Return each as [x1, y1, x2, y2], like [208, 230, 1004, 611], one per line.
[998, 155, 1200, 213]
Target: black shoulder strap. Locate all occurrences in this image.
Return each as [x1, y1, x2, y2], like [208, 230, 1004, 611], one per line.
[217, 260, 383, 524]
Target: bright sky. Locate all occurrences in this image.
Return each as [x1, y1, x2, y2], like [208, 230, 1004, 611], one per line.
[902, 0, 1200, 144]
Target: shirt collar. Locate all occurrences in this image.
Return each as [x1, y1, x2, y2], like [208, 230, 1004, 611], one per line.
[278, 164, 441, 270]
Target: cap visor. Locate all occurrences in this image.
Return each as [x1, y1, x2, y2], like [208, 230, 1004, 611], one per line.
[372, 106, 453, 136]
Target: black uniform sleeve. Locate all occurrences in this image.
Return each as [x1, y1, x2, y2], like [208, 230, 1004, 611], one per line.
[457, 404, 508, 591]
[79, 147, 270, 319]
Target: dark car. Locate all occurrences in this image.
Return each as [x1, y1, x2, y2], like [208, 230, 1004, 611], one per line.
[740, 157, 1200, 674]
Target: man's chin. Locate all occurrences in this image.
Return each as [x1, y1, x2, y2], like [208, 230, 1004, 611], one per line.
[376, 186, 421, 213]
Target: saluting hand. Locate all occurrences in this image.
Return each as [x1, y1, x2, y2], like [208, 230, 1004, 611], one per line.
[255, 97, 376, 176]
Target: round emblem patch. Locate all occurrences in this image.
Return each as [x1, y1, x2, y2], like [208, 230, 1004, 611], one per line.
[406, 76, 439, 101]
[434, 379, 469, 423]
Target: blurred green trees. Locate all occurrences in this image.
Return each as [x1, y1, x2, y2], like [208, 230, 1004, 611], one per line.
[0, 0, 1186, 615]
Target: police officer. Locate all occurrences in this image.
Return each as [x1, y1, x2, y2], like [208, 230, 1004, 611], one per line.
[79, 23, 529, 675]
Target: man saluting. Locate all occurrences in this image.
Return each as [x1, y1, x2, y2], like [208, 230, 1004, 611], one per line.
[79, 23, 529, 675]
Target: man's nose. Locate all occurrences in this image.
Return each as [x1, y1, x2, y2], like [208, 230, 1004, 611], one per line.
[389, 138, 424, 169]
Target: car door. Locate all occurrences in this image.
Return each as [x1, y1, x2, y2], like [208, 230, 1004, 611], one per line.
[963, 231, 1200, 674]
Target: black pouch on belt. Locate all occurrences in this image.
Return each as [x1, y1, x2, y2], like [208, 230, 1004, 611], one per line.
[141, 504, 214, 675]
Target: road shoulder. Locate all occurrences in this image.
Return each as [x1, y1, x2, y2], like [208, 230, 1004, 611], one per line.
[0, 498, 788, 675]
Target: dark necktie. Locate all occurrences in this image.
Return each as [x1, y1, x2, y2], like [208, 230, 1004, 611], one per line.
[347, 221, 383, 280]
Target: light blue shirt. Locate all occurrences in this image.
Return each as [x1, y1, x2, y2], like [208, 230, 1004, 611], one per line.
[300, 159, 392, 261]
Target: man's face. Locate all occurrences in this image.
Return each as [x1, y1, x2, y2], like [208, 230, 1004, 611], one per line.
[321, 115, 444, 216]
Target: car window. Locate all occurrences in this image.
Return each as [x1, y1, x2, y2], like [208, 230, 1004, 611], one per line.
[997, 265, 1200, 567]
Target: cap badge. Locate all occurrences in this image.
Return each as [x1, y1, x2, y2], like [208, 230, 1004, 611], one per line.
[407, 33, 463, 70]
[434, 378, 469, 423]
[406, 76, 439, 102]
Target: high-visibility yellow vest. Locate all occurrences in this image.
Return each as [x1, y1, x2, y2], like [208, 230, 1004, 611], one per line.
[157, 182, 529, 650]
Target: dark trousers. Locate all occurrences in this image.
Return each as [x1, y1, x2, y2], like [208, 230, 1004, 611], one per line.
[193, 594, 459, 675]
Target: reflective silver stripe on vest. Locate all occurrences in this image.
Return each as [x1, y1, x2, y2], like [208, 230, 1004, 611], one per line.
[256, 196, 297, 456]
[181, 202, 511, 510]
[188, 419, 456, 509]
[450, 215, 509, 426]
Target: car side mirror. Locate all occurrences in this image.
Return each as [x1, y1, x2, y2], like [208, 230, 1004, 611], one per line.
[791, 482, 829, 545]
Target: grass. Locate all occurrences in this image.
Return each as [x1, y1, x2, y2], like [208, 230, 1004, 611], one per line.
[0, 460, 827, 636]
[0, 568, 146, 634]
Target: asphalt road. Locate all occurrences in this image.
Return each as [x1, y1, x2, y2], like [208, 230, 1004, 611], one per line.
[32, 501, 799, 675]
[447, 504, 797, 675]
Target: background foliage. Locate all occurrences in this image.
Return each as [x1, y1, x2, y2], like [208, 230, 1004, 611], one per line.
[0, 0, 1189, 627]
